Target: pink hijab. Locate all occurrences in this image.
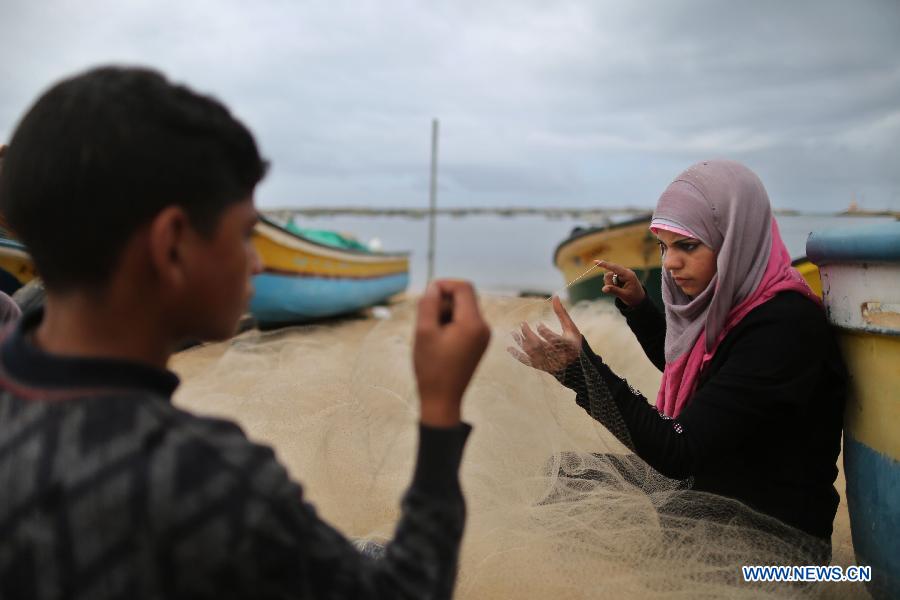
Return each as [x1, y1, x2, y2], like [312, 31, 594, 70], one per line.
[650, 160, 821, 418]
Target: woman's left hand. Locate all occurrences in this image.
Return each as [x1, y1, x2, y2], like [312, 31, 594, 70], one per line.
[596, 260, 646, 307]
[508, 296, 582, 375]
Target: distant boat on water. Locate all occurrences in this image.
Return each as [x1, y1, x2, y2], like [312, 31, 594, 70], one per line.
[808, 222, 900, 600]
[250, 216, 410, 326]
[553, 215, 823, 306]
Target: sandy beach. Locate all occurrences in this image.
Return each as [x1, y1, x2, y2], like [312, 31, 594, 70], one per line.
[171, 295, 867, 599]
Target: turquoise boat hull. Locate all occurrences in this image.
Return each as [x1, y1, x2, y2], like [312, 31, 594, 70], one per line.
[843, 435, 900, 595]
[250, 272, 409, 324]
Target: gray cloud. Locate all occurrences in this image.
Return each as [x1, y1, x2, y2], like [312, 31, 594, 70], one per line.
[1, 0, 897, 211]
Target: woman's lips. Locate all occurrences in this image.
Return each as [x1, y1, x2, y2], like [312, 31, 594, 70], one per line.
[674, 277, 690, 285]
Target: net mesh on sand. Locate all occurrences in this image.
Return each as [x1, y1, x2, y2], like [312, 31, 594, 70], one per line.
[172, 296, 864, 599]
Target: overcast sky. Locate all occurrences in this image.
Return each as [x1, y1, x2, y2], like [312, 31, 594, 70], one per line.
[2, 0, 898, 212]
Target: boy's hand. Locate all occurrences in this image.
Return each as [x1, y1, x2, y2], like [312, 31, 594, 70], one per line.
[413, 280, 491, 427]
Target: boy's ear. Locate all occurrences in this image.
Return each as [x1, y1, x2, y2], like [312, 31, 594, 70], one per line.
[147, 206, 194, 290]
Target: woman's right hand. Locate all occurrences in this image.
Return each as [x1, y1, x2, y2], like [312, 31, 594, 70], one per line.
[507, 296, 582, 375]
[596, 260, 646, 307]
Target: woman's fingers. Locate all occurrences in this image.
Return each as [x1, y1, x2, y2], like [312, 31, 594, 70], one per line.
[551, 296, 580, 335]
[536, 322, 561, 343]
[506, 345, 532, 367]
[520, 322, 545, 351]
[602, 270, 621, 290]
[594, 259, 631, 278]
[510, 331, 530, 356]
[597, 269, 627, 300]
[509, 319, 580, 372]
[596, 260, 638, 287]
[595, 259, 646, 306]
[603, 270, 617, 286]
[602, 284, 626, 298]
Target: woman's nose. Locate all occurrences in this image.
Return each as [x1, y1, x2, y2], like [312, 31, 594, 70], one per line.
[663, 251, 682, 272]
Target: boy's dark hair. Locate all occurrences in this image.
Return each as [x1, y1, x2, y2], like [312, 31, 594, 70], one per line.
[0, 66, 268, 291]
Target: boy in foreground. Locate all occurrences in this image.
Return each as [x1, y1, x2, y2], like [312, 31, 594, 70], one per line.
[0, 67, 491, 599]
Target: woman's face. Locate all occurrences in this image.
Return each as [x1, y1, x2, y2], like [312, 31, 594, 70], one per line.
[655, 229, 717, 298]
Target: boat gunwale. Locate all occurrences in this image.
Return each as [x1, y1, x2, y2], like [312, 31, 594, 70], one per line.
[0, 238, 28, 253]
[257, 214, 410, 261]
[552, 213, 654, 266]
[259, 266, 409, 281]
[807, 222, 900, 266]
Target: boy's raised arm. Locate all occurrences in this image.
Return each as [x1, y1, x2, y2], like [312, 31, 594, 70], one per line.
[235, 279, 490, 599]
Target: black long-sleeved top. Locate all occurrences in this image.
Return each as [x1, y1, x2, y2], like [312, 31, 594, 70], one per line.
[558, 291, 846, 540]
[0, 309, 470, 599]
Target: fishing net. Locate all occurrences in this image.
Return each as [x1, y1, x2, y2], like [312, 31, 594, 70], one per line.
[172, 296, 864, 599]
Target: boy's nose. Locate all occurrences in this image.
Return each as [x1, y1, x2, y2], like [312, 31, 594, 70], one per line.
[249, 246, 263, 275]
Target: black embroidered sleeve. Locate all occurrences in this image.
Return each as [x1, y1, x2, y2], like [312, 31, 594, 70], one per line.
[557, 347, 636, 451]
[556, 337, 697, 480]
[615, 293, 667, 371]
[555, 300, 839, 486]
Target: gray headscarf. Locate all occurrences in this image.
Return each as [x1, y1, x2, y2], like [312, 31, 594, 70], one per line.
[651, 160, 772, 362]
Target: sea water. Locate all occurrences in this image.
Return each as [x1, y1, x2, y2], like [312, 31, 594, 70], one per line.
[286, 213, 896, 294]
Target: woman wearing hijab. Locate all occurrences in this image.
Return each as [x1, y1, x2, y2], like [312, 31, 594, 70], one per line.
[511, 160, 846, 561]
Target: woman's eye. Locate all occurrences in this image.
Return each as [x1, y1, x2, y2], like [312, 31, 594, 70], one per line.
[682, 244, 698, 252]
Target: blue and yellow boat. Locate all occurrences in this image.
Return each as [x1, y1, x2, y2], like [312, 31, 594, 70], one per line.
[0, 236, 37, 296]
[808, 222, 900, 600]
[250, 216, 410, 325]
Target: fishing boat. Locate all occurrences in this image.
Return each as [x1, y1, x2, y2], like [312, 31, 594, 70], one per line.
[554, 215, 662, 305]
[808, 222, 900, 600]
[0, 236, 37, 296]
[250, 216, 410, 325]
[554, 216, 822, 306]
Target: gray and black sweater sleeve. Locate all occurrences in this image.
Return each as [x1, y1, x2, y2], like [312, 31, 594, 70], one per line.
[168, 419, 471, 599]
[248, 423, 470, 599]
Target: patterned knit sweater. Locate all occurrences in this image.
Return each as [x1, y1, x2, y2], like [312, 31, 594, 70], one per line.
[0, 310, 470, 599]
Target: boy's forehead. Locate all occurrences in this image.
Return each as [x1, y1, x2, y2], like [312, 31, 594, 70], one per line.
[229, 196, 257, 217]
[210, 196, 257, 231]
